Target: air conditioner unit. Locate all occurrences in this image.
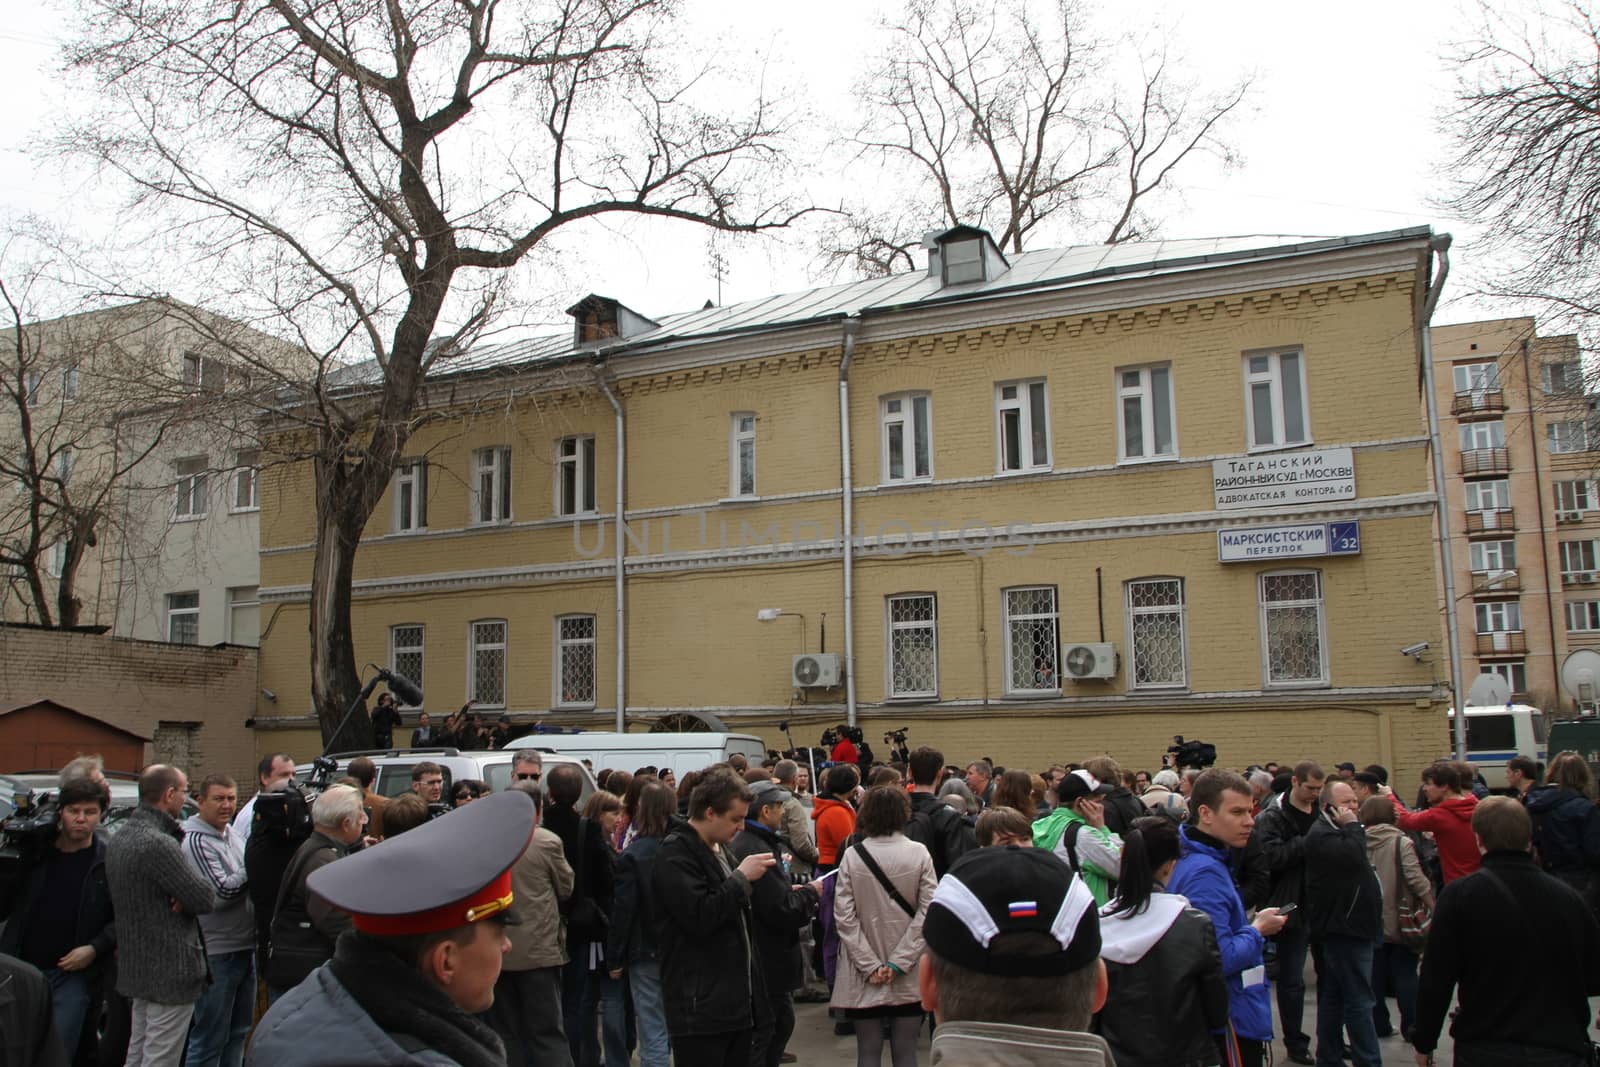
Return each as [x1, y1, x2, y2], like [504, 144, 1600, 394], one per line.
[1063, 642, 1119, 680]
[1559, 511, 1584, 524]
[1582, 573, 1598, 585]
[792, 653, 842, 688]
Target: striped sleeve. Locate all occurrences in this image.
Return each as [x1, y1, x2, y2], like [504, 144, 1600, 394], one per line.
[183, 829, 247, 901]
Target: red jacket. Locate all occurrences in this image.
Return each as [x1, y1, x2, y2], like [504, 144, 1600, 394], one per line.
[1393, 793, 1481, 883]
[812, 796, 857, 867]
[830, 739, 859, 765]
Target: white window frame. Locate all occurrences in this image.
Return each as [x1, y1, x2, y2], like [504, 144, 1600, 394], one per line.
[392, 458, 428, 533]
[1116, 364, 1177, 462]
[1242, 348, 1311, 451]
[880, 393, 933, 484]
[995, 380, 1051, 474]
[1258, 569, 1328, 687]
[1543, 362, 1582, 394]
[467, 619, 508, 709]
[1001, 585, 1060, 695]
[556, 436, 597, 517]
[1452, 361, 1501, 397]
[1549, 420, 1590, 454]
[1475, 600, 1522, 634]
[62, 365, 78, 400]
[554, 614, 598, 709]
[1459, 421, 1505, 451]
[1568, 600, 1600, 632]
[389, 624, 425, 706]
[23, 369, 42, 407]
[470, 446, 512, 524]
[886, 593, 939, 699]
[1469, 540, 1517, 573]
[1560, 540, 1598, 576]
[166, 591, 200, 644]
[173, 456, 208, 520]
[730, 413, 757, 498]
[1556, 479, 1597, 513]
[1126, 577, 1188, 690]
[1464, 479, 1511, 512]
[1482, 660, 1527, 694]
[231, 450, 260, 512]
[225, 585, 259, 646]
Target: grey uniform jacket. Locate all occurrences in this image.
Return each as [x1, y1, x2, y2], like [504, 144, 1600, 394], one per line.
[246, 964, 466, 1066]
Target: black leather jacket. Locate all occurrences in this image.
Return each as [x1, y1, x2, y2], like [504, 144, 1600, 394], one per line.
[0, 833, 116, 975]
[1096, 900, 1229, 1067]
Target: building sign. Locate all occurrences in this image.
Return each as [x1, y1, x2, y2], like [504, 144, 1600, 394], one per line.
[1218, 520, 1362, 562]
[1212, 447, 1356, 510]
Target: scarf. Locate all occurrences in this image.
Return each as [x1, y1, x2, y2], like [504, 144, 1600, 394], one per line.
[329, 931, 507, 1067]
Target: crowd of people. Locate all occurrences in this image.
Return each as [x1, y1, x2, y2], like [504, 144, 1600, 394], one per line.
[3, 739, 1600, 1067]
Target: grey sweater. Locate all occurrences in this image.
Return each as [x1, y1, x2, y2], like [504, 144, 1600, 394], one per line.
[106, 805, 216, 1003]
[182, 814, 256, 955]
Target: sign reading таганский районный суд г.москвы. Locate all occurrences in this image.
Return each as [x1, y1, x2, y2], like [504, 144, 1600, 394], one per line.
[1212, 446, 1356, 510]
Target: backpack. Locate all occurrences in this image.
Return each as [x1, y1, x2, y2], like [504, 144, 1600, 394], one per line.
[1058, 821, 1118, 898]
[906, 800, 962, 877]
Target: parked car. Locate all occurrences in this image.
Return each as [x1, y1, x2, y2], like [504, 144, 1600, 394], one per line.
[294, 747, 597, 803]
[0, 770, 197, 831]
[503, 731, 768, 779]
[1446, 704, 1549, 789]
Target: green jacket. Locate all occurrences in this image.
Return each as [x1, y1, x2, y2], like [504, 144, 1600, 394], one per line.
[1032, 809, 1123, 906]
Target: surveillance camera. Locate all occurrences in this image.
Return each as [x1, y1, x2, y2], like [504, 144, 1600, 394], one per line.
[1399, 642, 1429, 658]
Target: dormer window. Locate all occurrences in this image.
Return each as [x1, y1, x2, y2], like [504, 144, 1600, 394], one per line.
[943, 239, 984, 285]
[566, 294, 659, 348]
[926, 225, 1009, 288]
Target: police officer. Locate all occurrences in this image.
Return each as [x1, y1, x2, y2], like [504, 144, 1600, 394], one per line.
[246, 790, 536, 1067]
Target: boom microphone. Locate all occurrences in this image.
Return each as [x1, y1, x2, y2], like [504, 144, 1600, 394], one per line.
[377, 668, 424, 708]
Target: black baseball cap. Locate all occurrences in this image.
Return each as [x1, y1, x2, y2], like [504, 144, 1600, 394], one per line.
[1057, 769, 1114, 804]
[924, 847, 1100, 977]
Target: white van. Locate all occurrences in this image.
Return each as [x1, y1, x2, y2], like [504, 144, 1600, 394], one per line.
[1446, 704, 1549, 789]
[505, 731, 769, 779]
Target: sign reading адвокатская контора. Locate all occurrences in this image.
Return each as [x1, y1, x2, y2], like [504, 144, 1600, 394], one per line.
[1211, 447, 1355, 510]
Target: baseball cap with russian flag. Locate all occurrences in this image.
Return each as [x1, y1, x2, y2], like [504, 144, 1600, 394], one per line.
[923, 846, 1101, 977]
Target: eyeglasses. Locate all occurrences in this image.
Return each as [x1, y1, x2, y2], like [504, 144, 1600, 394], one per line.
[515, 772, 541, 781]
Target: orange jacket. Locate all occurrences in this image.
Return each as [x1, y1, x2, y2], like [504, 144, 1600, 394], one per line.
[812, 796, 857, 867]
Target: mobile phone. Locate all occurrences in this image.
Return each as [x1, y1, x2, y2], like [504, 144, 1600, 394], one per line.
[1276, 902, 1298, 915]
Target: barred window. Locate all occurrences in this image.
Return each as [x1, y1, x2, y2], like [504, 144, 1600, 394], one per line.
[469, 620, 507, 708]
[887, 594, 938, 698]
[1003, 586, 1059, 693]
[1259, 571, 1326, 686]
[390, 625, 424, 705]
[1128, 578, 1186, 688]
[556, 615, 597, 707]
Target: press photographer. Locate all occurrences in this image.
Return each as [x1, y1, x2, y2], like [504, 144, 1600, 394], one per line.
[0, 776, 115, 1062]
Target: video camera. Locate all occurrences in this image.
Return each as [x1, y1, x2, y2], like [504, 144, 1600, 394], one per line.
[883, 727, 911, 765]
[1165, 735, 1218, 770]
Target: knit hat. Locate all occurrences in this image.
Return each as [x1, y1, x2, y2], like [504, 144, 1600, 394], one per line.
[924, 847, 1100, 977]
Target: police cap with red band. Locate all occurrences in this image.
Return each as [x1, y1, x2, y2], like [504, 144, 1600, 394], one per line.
[308, 788, 536, 937]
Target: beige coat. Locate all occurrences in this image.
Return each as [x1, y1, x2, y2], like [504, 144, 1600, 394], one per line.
[502, 826, 575, 970]
[1364, 823, 1433, 945]
[831, 833, 938, 1012]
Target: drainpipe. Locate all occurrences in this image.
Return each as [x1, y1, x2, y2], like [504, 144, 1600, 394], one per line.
[839, 317, 861, 728]
[1418, 234, 1466, 758]
[1518, 336, 1564, 710]
[594, 363, 627, 732]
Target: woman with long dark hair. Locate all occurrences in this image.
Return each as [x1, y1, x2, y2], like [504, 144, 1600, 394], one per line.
[1095, 816, 1229, 1067]
[607, 781, 677, 1067]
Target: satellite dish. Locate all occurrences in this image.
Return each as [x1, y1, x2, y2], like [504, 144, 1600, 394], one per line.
[1464, 672, 1512, 708]
[1561, 649, 1600, 710]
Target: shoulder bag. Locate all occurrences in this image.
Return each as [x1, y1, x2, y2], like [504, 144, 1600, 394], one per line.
[851, 841, 915, 917]
[1394, 837, 1432, 949]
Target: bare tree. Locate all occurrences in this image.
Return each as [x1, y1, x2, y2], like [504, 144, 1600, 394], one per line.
[1441, 2, 1600, 329]
[821, 0, 1248, 275]
[59, 0, 805, 748]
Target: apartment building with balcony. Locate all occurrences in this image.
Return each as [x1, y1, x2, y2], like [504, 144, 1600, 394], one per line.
[1431, 317, 1587, 710]
[255, 227, 1454, 780]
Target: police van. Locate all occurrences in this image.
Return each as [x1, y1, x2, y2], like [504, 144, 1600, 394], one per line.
[1446, 704, 1548, 789]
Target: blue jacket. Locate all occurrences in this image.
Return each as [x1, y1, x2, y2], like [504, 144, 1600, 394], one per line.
[1166, 824, 1272, 1042]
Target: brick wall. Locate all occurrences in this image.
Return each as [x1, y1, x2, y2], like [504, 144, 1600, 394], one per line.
[0, 624, 259, 795]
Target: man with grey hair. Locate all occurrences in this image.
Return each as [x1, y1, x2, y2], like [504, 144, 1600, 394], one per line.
[1247, 770, 1274, 810]
[263, 784, 365, 999]
[965, 761, 996, 808]
[105, 765, 215, 1067]
[771, 760, 818, 877]
[510, 749, 544, 788]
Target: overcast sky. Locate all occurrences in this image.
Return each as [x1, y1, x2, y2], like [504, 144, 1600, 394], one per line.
[0, 0, 1541, 333]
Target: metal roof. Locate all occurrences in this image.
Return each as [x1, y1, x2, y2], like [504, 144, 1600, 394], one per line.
[338, 227, 1432, 387]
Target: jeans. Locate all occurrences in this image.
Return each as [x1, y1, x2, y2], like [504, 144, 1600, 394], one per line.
[43, 968, 92, 1060]
[1274, 922, 1312, 1054]
[1369, 940, 1419, 1037]
[627, 961, 671, 1067]
[1313, 937, 1380, 1067]
[186, 949, 256, 1067]
[564, 956, 627, 1067]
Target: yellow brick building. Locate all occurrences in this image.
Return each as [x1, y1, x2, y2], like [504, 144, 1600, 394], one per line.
[256, 227, 1451, 784]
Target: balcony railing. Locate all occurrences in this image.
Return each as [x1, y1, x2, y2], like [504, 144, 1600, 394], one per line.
[1461, 447, 1511, 476]
[1453, 390, 1507, 416]
[1471, 569, 1521, 594]
[1465, 508, 1516, 535]
[1476, 631, 1527, 655]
